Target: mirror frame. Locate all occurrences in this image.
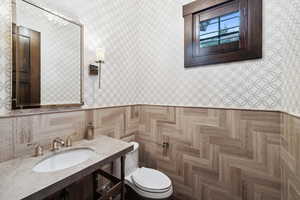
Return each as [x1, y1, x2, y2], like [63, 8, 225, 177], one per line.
[12, 0, 84, 110]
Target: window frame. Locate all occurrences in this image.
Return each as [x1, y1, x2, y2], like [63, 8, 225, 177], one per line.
[183, 0, 262, 67]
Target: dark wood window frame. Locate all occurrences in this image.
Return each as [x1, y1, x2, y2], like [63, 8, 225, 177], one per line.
[183, 0, 262, 67]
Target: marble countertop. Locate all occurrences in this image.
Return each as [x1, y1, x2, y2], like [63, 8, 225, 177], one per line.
[0, 135, 133, 200]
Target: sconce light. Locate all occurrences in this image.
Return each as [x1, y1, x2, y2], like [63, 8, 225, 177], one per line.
[96, 48, 105, 62]
[90, 48, 105, 89]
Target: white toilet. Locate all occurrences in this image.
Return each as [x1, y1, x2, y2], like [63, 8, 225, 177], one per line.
[115, 142, 173, 200]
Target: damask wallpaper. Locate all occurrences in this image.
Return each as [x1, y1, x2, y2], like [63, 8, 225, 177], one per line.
[0, 0, 12, 113]
[281, 0, 300, 116]
[137, 0, 287, 110]
[1, 0, 300, 116]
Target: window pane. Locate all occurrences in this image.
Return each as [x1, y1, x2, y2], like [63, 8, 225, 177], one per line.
[200, 22, 218, 36]
[220, 17, 240, 30]
[199, 11, 240, 48]
[221, 11, 240, 21]
[200, 37, 219, 48]
[220, 33, 240, 44]
[200, 31, 219, 40]
[220, 26, 240, 35]
[200, 17, 218, 31]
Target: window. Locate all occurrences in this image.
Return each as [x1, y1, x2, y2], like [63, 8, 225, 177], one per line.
[183, 0, 262, 67]
[200, 11, 240, 48]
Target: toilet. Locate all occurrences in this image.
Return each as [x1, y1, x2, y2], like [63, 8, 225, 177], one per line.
[115, 142, 173, 200]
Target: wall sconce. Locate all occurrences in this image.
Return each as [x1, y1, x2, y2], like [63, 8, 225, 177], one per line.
[90, 48, 105, 89]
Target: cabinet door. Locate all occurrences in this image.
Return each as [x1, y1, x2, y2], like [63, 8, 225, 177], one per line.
[43, 190, 65, 200]
[65, 174, 94, 200]
[43, 174, 94, 200]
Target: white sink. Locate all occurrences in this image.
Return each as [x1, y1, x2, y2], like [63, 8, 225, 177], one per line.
[33, 148, 97, 173]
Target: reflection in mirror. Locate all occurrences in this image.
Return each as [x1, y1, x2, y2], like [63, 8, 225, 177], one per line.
[12, 0, 83, 109]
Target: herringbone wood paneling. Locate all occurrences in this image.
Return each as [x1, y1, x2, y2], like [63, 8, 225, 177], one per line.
[281, 113, 300, 200]
[0, 106, 140, 162]
[0, 105, 292, 200]
[89, 106, 140, 141]
[137, 106, 281, 200]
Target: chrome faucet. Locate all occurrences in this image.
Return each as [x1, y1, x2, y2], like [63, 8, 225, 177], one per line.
[52, 138, 65, 151]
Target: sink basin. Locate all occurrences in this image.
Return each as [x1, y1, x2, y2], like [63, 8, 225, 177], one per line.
[33, 148, 97, 173]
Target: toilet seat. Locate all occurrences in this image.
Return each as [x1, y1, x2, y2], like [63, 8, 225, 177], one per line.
[125, 167, 173, 199]
[131, 168, 172, 193]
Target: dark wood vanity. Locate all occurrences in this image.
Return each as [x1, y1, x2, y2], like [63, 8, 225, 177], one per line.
[43, 157, 125, 200]
[43, 175, 94, 200]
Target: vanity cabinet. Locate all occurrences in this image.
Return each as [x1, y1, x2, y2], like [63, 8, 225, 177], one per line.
[44, 175, 94, 200]
[42, 157, 125, 200]
[43, 170, 122, 200]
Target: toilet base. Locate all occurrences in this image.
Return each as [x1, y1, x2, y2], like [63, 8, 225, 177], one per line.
[125, 185, 173, 200]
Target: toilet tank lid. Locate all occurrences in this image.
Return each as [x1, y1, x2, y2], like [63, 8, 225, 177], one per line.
[129, 142, 139, 152]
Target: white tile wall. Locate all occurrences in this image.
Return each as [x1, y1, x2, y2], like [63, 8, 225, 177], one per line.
[1, 0, 300, 116]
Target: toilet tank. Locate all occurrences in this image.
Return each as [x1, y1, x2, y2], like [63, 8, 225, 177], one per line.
[114, 142, 139, 178]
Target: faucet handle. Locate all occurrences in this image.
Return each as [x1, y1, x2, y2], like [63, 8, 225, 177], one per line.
[35, 145, 44, 157]
[52, 141, 59, 151]
[66, 136, 72, 147]
[52, 138, 65, 151]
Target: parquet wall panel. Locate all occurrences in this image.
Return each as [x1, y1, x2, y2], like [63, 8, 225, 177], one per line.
[137, 106, 281, 200]
[281, 113, 300, 200]
[0, 106, 139, 162]
[1, 105, 299, 200]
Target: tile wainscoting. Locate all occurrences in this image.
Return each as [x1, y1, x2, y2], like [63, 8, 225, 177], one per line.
[281, 113, 300, 200]
[0, 105, 299, 200]
[0, 106, 139, 163]
[137, 105, 282, 200]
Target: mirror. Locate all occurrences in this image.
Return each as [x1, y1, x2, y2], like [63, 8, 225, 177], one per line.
[12, 0, 83, 109]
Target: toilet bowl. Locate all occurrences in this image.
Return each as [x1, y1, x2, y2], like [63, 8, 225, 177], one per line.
[115, 142, 173, 200]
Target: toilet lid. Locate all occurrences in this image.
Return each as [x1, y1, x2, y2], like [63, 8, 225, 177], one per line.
[131, 168, 172, 193]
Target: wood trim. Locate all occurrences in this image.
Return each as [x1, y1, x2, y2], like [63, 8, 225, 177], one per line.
[196, 0, 238, 21]
[183, 0, 233, 16]
[184, 14, 193, 66]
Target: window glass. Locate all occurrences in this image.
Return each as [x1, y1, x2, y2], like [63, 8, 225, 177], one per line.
[200, 11, 240, 48]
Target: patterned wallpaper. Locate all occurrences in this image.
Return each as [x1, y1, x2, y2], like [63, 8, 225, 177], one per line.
[281, 0, 300, 116]
[1, 0, 300, 116]
[137, 0, 285, 110]
[0, 0, 12, 113]
[79, 0, 140, 107]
